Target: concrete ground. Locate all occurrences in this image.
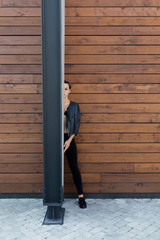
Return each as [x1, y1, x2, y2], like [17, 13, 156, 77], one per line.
[0, 198, 160, 240]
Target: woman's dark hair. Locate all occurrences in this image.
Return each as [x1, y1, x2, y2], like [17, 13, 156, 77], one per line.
[64, 80, 71, 89]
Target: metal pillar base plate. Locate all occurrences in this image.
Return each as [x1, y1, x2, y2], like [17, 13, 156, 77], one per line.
[43, 206, 65, 225]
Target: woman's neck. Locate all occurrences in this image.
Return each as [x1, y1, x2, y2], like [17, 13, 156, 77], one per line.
[64, 97, 70, 103]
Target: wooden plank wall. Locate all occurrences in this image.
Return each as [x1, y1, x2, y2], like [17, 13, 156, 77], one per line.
[1, 0, 160, 194]
[0, 0, 43, 193]
[65, 0, 160, 194]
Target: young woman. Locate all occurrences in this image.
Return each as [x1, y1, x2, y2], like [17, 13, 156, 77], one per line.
[64, 80, 87, 208]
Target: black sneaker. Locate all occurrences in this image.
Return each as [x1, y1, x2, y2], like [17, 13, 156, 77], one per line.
[78, 197, 87, 209]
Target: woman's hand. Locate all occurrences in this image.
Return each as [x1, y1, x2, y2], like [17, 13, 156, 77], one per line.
[64, 139, 71, 153]
[64, 134, 75, 153]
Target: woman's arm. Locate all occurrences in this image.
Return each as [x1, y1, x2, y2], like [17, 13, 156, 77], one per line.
[64, 134, 75, 153]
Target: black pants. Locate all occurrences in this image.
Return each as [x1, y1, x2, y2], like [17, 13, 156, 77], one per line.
[64, 133, 83, 195]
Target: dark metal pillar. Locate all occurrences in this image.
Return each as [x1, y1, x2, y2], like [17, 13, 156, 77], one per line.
[41, 0, 65, 225]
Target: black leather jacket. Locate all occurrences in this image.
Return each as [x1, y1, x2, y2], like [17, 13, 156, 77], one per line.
[65, 101, 81, 137]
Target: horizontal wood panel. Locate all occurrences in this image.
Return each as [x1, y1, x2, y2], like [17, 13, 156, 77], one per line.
[66, 17, 160, 26]
[101, 173, 160, 183]
[66, 7, 160, 17]
[72, 84, 160, 93]
[0, 124, 42, 133]
[76, 133, 160, 143]
[66, 26, 160, 36]
[66, 74, 160, 83]
[0, 174, 43, 183]
[0, 114, 42, 123]
[0, 74, 41, 83]
[0, 36, 41, 45]
[77, 153, 160, 163]
[66, 55, 160, 64]
[0, 46, 41, 54]
[81, 113, 160, 123]
[0, 27, 41, 35]
[79, 124, 160, 133]
[134, 163, 160, 173]
[65, 65, 160, 74]
[70, 94, 160, 103]
[0, 163, 43, 173]
[77, 143, 160, 153]
[1, 0, 41, 7]
[79, 104, 160, 113]
[0, 104, 42, 113]
[0, 153, 43, 163]
[0, 17, 41, 26]
[0, 94, 42, 103]
[66, 46, 160, 55]
[66, 36, 160, 45]
[0, 133, 42, 143]
[65, 182, 160, 193]
[0, 8, 41, 17]
[0, 65, 41, 73]
[0, 84, 42, 93]
[100, 183, 160, 193]
[0, 144, 42, 153]
[0, 183, 42, 193]
[0, 55, 41, 64]
[66, 1, 160, 7]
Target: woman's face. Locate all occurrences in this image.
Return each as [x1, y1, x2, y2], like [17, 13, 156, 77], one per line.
[64, 83, 71, 98]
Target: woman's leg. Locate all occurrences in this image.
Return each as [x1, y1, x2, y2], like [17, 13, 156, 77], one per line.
[64, 135, 83, 195]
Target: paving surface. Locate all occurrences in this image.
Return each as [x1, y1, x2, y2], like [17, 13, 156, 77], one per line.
[0, 198, 160, 240]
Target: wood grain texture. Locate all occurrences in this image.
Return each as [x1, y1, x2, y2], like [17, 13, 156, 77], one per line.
[0, 183, 42, 193]
[0, 8, 41, 17]
[0, 74, 41, 83]
[0, 27, 41, 36]
[0, 17, 41, 26]
[0, 84, 42, 93]
[65, 1, 160, 7]
[0, 55, 41, 64]
[70, 94, 160, 103]
[64, 0, 160, 194]
[79, 124, 160, 133]
[0, 133, 42, 143]
[72, 84, 160, 93]
[80, 113, 160, 123]
[0, 154, 43, 163]
[0, 114, 42, 123]
[1, 0, 41, 7]
[65, 7, 160, 17]
[65, 64, 160, 74]
[65, 46, 160, 54]
[77, 153, 160, 163]
[1, 0, 160, 194]
[66, 26, 160, 36]
[65, 74, 160, 83]
[0, 36, 41, 45]
[65, 17, 160, 26]
[76, 133, 160, 143]
[0, 46, 41, 54]
[66, 55, 160, 64]
[65, 36, 160, 45]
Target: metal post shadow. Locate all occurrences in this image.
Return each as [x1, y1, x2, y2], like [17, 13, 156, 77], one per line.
[41, 0, 65, 225]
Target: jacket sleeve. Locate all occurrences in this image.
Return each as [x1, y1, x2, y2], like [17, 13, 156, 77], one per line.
[74, 103, 81, 135]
